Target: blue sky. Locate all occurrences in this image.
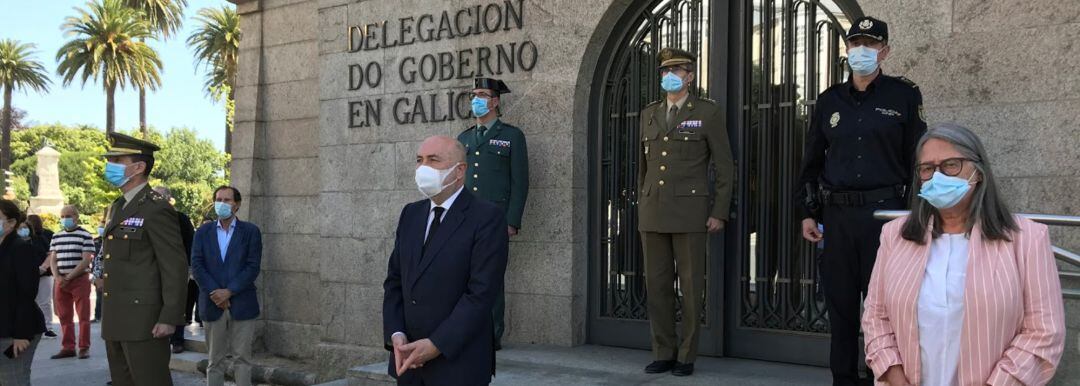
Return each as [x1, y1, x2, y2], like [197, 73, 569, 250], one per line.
[0, 0, 233, 151]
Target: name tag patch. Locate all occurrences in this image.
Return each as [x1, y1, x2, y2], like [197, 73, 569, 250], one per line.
[489, 139, 511, 148]
[875, 108, 902, 117]
[677, 120, 702, 129]
[121, 217, 145, 227]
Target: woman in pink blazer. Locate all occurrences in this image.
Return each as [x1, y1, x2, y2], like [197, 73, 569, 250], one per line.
[862, 123, 1065, 386]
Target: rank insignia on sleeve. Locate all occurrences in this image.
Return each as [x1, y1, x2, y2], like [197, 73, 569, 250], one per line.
[829, 112, 840, 128]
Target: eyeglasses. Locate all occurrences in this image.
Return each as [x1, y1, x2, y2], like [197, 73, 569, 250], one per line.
[659, 66, 688, 75]
[916, 157, 971, 181]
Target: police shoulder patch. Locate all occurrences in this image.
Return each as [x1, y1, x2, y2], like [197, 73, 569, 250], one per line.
[894, 76, 919, 89]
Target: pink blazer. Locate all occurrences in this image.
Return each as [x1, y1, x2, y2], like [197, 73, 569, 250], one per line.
[862, 216, 1065, 385]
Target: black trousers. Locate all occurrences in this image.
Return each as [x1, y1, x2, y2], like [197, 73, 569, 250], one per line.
[170, 279, 200, 345]
[819, 198, 903, 386]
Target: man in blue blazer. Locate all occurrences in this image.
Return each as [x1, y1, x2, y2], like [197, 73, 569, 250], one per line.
[190, 186, 263, 386]
[383, 136, 509, 386]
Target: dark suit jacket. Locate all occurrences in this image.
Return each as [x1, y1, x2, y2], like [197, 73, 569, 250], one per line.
[190, 219, 262, 322]
[178, 213, 195, 260]
[0, 233, 46, 340]
[383, 189, 508, 386]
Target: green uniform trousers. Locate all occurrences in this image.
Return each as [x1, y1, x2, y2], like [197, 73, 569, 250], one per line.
[105, 337, 172, 386]
[641, 231, 706, 364]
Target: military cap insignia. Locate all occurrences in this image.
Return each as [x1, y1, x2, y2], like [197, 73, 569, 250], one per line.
[859, 19, 873, 30]
[829, 112, 840, 128]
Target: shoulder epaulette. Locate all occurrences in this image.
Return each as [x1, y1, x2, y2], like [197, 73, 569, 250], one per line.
[645, 100, 663, 108]
[893, 76, 919, 89]
[696, 97, 718, 105]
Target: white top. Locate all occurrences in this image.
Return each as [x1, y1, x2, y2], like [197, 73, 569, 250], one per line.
[425, 185, 463, 240]
[917, 233, 970, 386]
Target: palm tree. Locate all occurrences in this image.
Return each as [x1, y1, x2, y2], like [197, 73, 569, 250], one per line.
[0, 39, 51, 170]
[187, 6, 239, 155]
[124, 0, 185, 137]
[57, 0, 163, 134]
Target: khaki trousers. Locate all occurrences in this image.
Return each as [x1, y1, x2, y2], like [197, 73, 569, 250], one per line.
[640, 231, 706, 363]
[205, 310, 256, 386]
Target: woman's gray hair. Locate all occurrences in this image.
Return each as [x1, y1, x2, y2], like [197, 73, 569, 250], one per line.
[901, 123, 1018, 243]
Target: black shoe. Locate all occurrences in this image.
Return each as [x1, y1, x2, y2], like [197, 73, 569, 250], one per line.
[671, 362, 694, 376]
[44, 330, 57, 338]
[644, 360, 677, 374]
[171, 344, 184, 354]
[494, 343, 502, 351]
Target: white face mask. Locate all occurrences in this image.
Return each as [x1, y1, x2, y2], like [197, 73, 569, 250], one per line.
[414, 163, 461, 198]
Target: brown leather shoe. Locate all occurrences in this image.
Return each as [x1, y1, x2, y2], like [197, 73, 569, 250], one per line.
[78, 349, 90, 359]
[50, 350, 76, 359]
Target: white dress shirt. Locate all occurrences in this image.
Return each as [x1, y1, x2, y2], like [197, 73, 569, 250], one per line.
[425, 186, 463, 240]
[917, 233, 970, 386]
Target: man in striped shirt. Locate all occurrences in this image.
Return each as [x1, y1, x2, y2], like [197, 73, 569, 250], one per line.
[48, 205, 97, 359]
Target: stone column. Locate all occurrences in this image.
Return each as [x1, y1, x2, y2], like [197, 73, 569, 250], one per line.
[28, 145, 64, 216]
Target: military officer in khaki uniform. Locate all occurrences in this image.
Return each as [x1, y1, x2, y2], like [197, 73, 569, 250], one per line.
[638, 48, 734, 377]
[100, 133, 189, 386]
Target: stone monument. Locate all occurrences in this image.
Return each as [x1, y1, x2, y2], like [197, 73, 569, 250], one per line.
[28, 145, 64, 216]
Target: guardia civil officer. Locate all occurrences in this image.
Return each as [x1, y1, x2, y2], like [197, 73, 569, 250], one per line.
[795, 17, 927, 386]
[638, 48, 734, 377]
[457, 77, 529, 350]
[100, 133, 189, 386]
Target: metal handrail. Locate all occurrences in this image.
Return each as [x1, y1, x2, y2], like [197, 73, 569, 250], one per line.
[873, 210, 1080, 269]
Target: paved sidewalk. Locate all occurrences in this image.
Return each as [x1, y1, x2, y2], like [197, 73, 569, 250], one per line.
[30, 322, 207, 386]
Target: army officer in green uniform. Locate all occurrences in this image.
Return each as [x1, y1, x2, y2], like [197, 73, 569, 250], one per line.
[100, 133, 189, 386]
[457, 77, 529, 350]
[638, 48, 734, 377]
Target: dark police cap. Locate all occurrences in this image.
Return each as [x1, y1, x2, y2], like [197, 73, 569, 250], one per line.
[474, 78, 511, 95]
[103, 132, 160, 157]
[657, 47, 696, 69]
[847, 16, 888, 43]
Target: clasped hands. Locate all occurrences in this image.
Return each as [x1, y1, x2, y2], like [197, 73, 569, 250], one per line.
[210, 288, 233, 309]
[391, 334, 441, 376]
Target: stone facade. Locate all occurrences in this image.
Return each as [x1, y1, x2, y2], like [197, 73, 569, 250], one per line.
[230, 0, 1079, 381]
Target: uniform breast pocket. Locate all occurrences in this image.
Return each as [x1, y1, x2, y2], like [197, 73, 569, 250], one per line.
[107, 227, 145, 258]
[485, 147, 511, 170]
[676, 132, 706, 159]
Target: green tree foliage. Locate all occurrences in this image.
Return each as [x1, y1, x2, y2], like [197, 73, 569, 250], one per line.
[0, 39, 52, 170]
[11, 124, 226, 226]
[188, 6, 239, 154]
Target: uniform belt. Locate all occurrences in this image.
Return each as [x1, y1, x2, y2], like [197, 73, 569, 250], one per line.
[822, 185, 905, 207]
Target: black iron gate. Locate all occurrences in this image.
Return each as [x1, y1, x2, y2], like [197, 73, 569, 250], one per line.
[589, 0, 862, 365]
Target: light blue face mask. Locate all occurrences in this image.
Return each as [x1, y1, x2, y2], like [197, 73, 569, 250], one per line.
[918, 171, 975, 209]
[215, 201, 234, 220]
[97, 227, 105, 237]
[847, 45, 880, 76]
[660, 72, 684, 93]
[104, 162, 130, 187]
[471, 96, 490, 117]
[60, 218, 76, 230]
[17, 228, 30, 238]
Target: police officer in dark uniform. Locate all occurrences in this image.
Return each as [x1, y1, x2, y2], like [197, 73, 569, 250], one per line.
[638, 48, 734, 377]
[457, 77, 529, 350]
[796, 17, 927, 386]
[100, 133, 189, 386]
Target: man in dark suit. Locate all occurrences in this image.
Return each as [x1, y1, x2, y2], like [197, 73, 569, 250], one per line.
[383, 136, 509, 386]
[153, 186, 197, 354]
[190, 186, 262, 386]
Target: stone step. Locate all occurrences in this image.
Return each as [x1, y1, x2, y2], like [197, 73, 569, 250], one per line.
[182, 323, 208, 354]
[169, 348, 320, 385]
[348, 344, 831, 385]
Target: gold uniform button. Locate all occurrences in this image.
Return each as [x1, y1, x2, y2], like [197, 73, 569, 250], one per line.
[474, 163, 479, 167]
[103, 292, 109, 297]
[105, 254, 111, 260]
[123, 235, 128, 239]
[134, 299, 140, 304]
[661, 151, 668, 157]
[473, 174, 478, 178]
[660, 165, 667, 171]
[475, 151, 480, 155]
[691, 189, 697, 194]
[103, 273, 109, 278]
[663, 136, 669, 141]
[108, 235, 114, 240]
[473, 187, 478, 191]
[658, 180, 665, 186]
[684, 137, 689, 141]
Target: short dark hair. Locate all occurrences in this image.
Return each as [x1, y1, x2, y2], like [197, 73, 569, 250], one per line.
[131, 154, 155, 177]
[213, 186, 242, 203]
[26, 214, 43, 234]
[0, 200, 26, 227]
